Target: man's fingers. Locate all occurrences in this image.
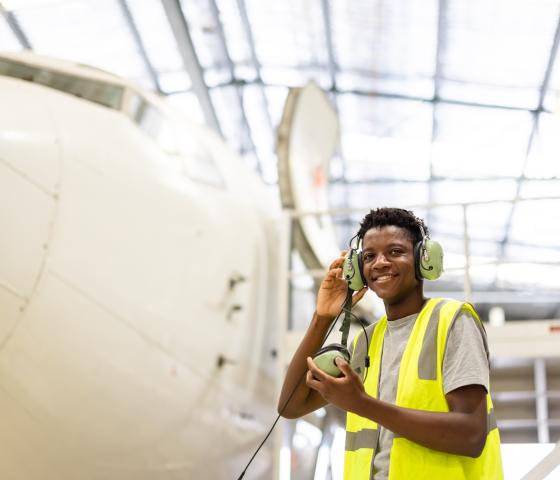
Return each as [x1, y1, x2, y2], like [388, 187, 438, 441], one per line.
[307, 356, 320, 374]
[324, 267, 343, 282]
[328, 259, 344, 270]
[330, 267, 342, 277]
[329, 251, 348, 270]
[306, 370, 320, 390]
[307, 357, 329, 380]
[335, 357, 354, 376]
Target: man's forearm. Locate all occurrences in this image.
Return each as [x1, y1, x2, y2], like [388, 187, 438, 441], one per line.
[351, 395, 487, 457]
[277, 312, 333, 418]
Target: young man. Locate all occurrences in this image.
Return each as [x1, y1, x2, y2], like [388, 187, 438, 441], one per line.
[278, 207, 503, 479]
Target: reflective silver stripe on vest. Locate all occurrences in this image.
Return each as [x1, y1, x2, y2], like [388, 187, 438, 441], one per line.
[345, 428, 379, 452]
[418, 300, 448, 380]
[487, 408, 497, 432]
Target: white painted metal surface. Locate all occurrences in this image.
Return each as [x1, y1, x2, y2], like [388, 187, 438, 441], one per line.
[277, 81, 340, 268]
[521, 442, 560, 480]
[0, 51, 280, 480]
[486, 320, 560, 358]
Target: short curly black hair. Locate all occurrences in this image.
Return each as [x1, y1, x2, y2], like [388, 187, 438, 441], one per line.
[356, 207, 428, 245]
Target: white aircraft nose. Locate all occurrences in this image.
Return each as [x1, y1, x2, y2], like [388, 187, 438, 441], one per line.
[0, 77, 61, 344]
[0, 77, 62, 194]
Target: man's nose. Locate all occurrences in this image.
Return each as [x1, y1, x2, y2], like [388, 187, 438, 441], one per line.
[372, 254, 391, 268]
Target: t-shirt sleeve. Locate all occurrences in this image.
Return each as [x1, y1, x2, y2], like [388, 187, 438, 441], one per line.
[443, 309, 490, 395]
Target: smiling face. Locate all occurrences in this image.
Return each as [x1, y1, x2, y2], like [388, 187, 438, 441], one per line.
[361, 225, 424, 316]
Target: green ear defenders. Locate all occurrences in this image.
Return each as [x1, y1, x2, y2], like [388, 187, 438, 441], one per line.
[312, 343, 350, 377]
[342, 223, 444, 286]
[343, 236, 365, 291]
[413, 224, 444, 281]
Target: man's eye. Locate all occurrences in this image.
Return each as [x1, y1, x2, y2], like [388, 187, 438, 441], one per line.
[391, 249, 403, 255]
[363, 253, 374, 261]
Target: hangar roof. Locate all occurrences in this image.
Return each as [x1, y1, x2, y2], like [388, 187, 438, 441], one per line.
[1, 0, 559, 319]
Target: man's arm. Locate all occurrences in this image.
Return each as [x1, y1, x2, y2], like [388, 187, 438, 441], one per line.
[276, 312, 332, 419]
[355, 384, 487, 457]
[277, 252, 367, 419]
[306, 358, 488, 457]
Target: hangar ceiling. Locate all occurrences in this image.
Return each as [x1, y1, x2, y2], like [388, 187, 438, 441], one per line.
[1, 0, 559, 320]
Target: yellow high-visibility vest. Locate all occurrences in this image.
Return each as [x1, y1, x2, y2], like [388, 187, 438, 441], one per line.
[345, 298, 503, 479]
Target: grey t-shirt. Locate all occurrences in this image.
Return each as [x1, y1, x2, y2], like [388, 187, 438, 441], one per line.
[362, 310, 490, 480]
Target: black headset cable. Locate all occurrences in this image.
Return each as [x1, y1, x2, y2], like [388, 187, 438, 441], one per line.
[235, 295, 351, 480]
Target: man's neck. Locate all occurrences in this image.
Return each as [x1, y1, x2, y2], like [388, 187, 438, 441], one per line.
[385, 292, 427, 321]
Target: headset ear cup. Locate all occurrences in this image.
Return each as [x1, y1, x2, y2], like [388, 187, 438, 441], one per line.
[415, 239, 444, 280]
[313, 343, 350, 377]
[419, 239, 444, 280]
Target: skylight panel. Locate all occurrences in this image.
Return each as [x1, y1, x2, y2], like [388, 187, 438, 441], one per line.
[215, 0, 254, 80]
[427, 204, 465, 238]
[431, 104, 532, 178]
[524, 112, 560, 178]
[440, 0, 559, 109]
[260, 66, 331, 89]
[520, 179, 560, 199]
[242, 84, 276, 183]
[467, 240, 501, 259]
[127, 0, 190, 92]
[466, 202, 512, 242]
[505, 243, 560, 264]
[15, 0, 147, 82]
[329, 182, 430, 211]
[331, 0, 437, 98]
[0, 14, 23, 50]
[543, 43, 560, 111]
[342, 134, 431, 181]
[244, 0, 328, 75]
[178, 0, 232, 88]
[508, 199, 560, 249]
[431, 179, 518, 205]
[496, 263, 560, 290]
[209, 84, 246, 152]
[164, 91, 205, 125]
[337, 94, 432, 139]
[337, 95, 431, 181]
[263, 85, 289, 128]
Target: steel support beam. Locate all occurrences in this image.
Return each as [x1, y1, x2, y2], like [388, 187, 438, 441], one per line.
[534, 359, 550, 443]
[329, 175, 560, 184]
[320, 0, 337, 90]
[173, 78, 551, 114]
[161, 0, 223, 136]
[235, 0, 273, 133]
[0, 3, 31, 49]
[207, 0, 261, 174]
[420, 290, 560, 304]
[428, 0, 449, 226]
[492, 12, 560, 287]
[333, 216, 560, 253]
[320, 0, 349, 232]
[117, 0, 162, 94]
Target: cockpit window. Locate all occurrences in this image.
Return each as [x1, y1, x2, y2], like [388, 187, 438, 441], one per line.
[128, 92, 226, 189]
[0, 58, 124, 109]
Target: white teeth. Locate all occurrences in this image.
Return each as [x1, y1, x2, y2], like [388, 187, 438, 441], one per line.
[376, 275, 393, 281]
